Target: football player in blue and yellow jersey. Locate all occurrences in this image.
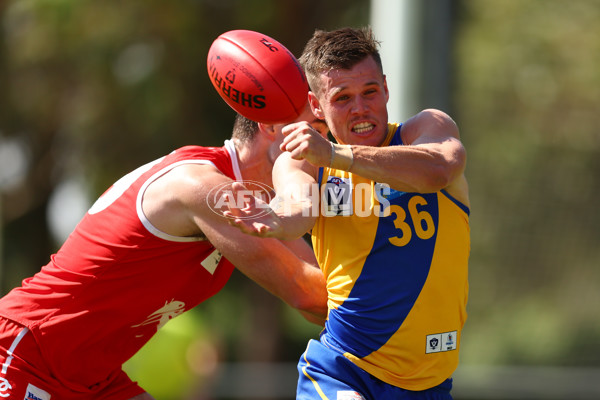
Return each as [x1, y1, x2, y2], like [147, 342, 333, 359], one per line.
[226, 26, 470, 400]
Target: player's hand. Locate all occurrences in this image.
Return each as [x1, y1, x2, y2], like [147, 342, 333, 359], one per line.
[223, 182, 284, 238]
[281, 122, 332, 167]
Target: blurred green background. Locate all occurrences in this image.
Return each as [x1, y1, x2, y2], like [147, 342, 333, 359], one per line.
[1, 0, 599, 399]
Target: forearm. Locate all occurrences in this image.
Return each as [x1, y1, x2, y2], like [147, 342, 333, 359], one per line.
[223, 235, 327, 319]
[277, 237, 327, 325]
[288, 261, 328, 319]
[277, 236, 318, 265]
[234, 250, 327, 318]
[348, 144, 456, 193]
[272, 154, 320, 240]
[271, 196, 318, 241]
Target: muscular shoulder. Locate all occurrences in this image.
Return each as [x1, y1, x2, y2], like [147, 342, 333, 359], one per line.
[401, 109, 459, 145]
[142, 163, 231, 237]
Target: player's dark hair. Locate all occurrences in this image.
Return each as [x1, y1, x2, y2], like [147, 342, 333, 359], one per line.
[232, 113, 259, 143]
[299, 26, 382, 94]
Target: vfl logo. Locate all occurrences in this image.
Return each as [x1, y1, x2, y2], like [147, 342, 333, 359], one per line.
[323, 176, 352, 216]
[322, 177, 392, 217]
[0, 378, 11, 398]
[429, 337, 439, 351]
[426, 331, 458, 354]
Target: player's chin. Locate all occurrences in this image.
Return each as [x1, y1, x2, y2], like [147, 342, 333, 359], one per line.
[349, 128, 382, 146]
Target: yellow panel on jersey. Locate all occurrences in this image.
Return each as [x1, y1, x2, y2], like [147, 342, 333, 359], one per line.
[311, 123, 470, 391]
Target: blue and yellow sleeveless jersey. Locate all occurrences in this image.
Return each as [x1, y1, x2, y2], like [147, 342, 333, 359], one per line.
[311, 123, 470, 391]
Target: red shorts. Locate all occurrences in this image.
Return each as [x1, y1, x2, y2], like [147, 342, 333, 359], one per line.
[0, 317, 146, 399]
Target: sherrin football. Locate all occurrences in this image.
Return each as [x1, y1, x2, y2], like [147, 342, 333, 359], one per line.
[207, 29, 309, 124]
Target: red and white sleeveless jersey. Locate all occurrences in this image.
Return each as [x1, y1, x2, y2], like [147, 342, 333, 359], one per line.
[0, 141, 240, 391]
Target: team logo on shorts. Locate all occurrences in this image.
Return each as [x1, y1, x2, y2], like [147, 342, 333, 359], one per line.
[337, 391, 365, 400]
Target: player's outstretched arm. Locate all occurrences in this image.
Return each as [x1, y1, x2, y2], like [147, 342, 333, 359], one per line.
[225, 154, 320, 241]
[269, 152, 320, 238]
[205, 217, 327, 323]
[187, 168, 327, 322]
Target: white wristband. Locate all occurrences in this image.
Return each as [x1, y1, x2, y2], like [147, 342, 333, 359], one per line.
[329, 143, 354, 171]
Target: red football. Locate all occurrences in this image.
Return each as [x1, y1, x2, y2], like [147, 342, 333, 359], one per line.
[207, 29, 308, 124]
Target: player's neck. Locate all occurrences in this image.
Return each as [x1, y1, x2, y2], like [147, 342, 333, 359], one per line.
[235, 140, 275, 187]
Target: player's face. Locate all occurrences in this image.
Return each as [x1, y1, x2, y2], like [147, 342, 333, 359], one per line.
[309, 56, 389, 147]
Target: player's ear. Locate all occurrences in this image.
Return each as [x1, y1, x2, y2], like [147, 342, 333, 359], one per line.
[258, 122, 277, 140]
[308, 91, 325, 119]
[383, 75, 390, 103]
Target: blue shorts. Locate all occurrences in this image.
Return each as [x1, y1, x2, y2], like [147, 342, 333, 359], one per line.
[297, 339, 453, 400]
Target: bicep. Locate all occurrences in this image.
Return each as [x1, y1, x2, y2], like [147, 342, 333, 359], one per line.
[404, 109, 466, 174]
[412, 135, 466, 165]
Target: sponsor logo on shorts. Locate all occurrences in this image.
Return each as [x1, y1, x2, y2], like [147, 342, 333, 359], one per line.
[426, 330, 458, 354]
[24, 383, 51, 400]
[337, 391, 365, 400]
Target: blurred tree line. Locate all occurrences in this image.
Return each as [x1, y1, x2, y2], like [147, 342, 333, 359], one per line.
[1, 0, 599, 398]
[0, 0, 368, 285]
[453, 0, 600, 369]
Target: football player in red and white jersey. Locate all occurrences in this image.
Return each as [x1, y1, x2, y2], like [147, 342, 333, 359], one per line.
[0, 105, 328, 400]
